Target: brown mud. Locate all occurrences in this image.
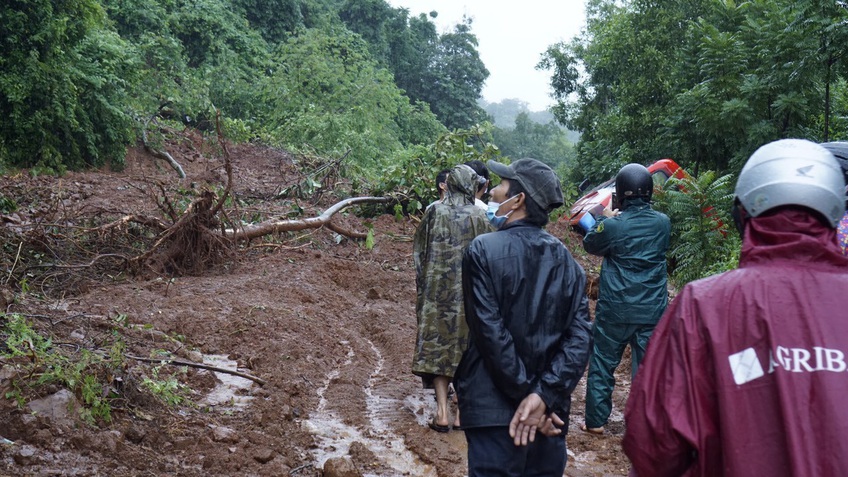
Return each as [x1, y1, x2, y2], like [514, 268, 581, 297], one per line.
[0, 138, 631, 476]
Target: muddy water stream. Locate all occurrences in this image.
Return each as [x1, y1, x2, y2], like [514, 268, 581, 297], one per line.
[201, 354, 255, 410]
[303, 340, 437, 476]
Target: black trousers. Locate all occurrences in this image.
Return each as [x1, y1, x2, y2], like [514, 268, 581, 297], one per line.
[465, 426, 567, 477]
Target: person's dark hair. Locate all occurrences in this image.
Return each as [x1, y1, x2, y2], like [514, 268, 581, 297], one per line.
[507, 180, 549, 226]
[436, 168, 450, 188]
[465, 160, 490, 193]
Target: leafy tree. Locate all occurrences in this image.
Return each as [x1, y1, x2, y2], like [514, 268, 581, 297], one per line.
[337, 0, 398, 62]
[258, 27, 444, 174]
[490, 113, 575, 169]
[0, 0, 134, 171]
[391, 12, 440, 106]
[372, 125, 500, 214]
[102, 0, 276, 130]
[539, 1, 674, 183]
[786, 0, 848, 141]
[232, 0, 326, 44]
[653, 171, 739, 285]
[480, 98, 556, 129]
[541, 0, 848, 184]
[425, 18, 489, 129]
[339, 6, 489, 131]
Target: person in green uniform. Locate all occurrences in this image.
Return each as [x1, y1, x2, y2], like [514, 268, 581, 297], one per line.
[579, 163, 671, 435]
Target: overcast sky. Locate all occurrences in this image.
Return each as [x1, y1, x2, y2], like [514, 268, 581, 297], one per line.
[386, 1, 587, 111]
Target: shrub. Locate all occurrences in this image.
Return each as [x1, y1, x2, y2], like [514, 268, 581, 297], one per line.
[653, 171, 740, 286]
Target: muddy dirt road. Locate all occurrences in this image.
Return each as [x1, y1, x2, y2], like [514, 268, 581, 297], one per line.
[0, 142, 631, 476]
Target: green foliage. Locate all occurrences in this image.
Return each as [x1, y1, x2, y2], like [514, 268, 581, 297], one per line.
[141, 363, 189, 407]
[372, 125, 501, 214]
[103, 0, 274, 127]
[480, 98, 570, 134]
[556, 167, 581, 210]
[423, 18, 489, 130]
[2, 314, 119, 424]
[542, 0, 848, 183]
[259, 26, 444, 173]
[0, 195, 17, 213]
[4, 0, 495, 175]
[232, 0, 322, 44]
[653, 171, 740, 286]
[1, 314, 193, 425]
[1, 0, 134, 171]
[364, 227, 375, 250]
[340, 7, 489, 130]
[490, 112, 576, 170]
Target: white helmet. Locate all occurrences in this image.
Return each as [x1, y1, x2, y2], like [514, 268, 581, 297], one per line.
[735, 139, 846, 227]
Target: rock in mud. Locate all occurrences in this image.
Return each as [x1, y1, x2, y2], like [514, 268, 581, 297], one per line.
[13, 444, 41, 466]
[124, 424, 147, 444]
[253, 447, 275, 464]
[210, 424, 239, 443]
[27, 389, 78, 426]
[322, 456, 361, 477]
[0, 287, 14, 309]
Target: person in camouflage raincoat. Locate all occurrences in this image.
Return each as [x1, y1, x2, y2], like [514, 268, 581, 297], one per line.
[412, 164, 493, 432]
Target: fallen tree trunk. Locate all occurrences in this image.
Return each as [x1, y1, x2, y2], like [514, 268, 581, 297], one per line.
[225, 196, 387, 241]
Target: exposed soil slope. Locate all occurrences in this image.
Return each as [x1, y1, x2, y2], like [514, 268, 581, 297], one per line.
[0, 138, 631, 476]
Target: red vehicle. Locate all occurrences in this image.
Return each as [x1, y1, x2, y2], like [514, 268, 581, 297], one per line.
[566, 159, 688, 230]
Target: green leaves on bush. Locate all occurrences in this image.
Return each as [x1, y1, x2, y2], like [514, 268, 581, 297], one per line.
[542, 0, 848, 184]
[1, 0, 134, 171]
[258, 27, 444, 172]
[653, 171, 740, 286]
[370, 125, 500, 214]
[2, 314, 119, 423]
[1, 314, 194, 425]
[2, 0, 497, 177]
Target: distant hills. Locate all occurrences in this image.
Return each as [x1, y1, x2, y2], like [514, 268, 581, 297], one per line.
[479, 98, 579, 143]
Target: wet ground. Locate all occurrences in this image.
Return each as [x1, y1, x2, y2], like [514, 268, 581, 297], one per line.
[0, 139, 631, 476]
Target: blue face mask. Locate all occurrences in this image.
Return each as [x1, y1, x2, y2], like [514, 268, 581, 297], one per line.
[486, 195, 518, 229]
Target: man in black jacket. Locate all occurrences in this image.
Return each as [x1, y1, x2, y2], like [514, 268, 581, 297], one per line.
[456, 158, 592, 477]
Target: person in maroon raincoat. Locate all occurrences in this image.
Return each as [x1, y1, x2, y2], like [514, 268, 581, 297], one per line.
[623, 139, 848, 477]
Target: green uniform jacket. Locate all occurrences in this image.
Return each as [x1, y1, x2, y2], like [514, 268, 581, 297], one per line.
[412, 165, 493, 384]
[583, 198, 670, 325]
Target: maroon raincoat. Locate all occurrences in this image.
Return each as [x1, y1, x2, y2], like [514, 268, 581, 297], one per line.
[623, 208, 848, 477]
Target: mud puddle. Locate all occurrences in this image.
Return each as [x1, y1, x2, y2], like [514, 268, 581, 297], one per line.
[303, 340, 437, 476]
[201, 354, 255, 410]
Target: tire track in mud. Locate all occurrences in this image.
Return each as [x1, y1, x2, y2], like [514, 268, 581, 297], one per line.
[303, 339, 437, 476]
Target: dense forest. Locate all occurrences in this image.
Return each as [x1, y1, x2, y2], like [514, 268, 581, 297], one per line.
[2, 0, 846, 200]
[541, 0, 848, 185]
[0, 0, 572, 202]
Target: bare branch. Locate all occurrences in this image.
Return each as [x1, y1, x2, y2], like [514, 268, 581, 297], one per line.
[210, 109, 233, 218]
[224, 196, 387, 241]
[325, 221, 368, 239]
[124, 354, 267, 386]
[142, 115, 186, 179]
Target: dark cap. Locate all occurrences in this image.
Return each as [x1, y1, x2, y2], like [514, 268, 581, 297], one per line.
[487, 158, 564, 211]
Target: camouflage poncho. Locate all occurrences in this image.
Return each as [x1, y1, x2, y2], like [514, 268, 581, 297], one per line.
[412, 165, 493, 385]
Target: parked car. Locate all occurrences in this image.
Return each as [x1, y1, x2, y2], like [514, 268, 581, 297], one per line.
[565, 159, 688, 231]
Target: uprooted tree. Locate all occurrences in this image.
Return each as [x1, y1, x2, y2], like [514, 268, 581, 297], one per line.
[0, 125, 393, 297]
[124, 193, 388, 276]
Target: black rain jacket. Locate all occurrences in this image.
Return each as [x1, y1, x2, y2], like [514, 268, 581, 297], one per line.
[456, 220, 592, 428]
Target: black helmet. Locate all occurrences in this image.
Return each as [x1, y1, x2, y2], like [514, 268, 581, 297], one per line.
[820, 141, 848, 177]
[615, 163, 653, 208]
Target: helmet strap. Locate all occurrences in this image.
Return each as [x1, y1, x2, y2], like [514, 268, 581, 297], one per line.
[731, 200, 747, 237]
